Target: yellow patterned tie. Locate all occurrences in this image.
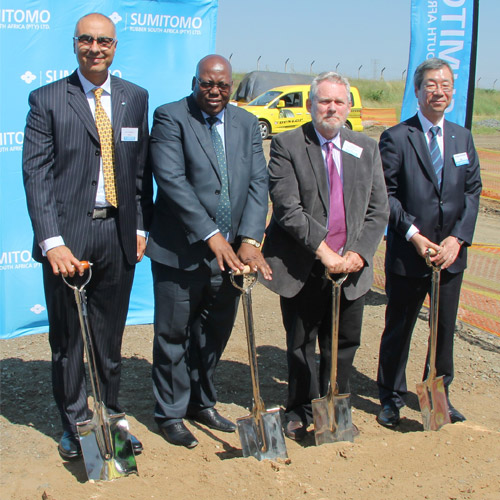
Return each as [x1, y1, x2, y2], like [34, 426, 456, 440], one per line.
[93, 87, 118, 207]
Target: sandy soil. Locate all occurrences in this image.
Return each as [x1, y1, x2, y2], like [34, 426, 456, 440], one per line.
[1, 131, 499, 500]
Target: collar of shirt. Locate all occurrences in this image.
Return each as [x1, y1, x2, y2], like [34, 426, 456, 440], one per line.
[77, 68, 111, 96]
[418, 109, 445, 154]
[314, 127, 342, 176]
[417, 109, 444, 137]
[202, 108, 226, 149]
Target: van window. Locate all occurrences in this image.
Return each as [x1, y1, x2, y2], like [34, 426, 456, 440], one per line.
[270, 92, 303, 109]
[248, 90, 281, 106]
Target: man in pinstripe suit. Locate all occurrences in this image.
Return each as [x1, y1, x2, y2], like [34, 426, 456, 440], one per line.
[22, 13, 149, 460]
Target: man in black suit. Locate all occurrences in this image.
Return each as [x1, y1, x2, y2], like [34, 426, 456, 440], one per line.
[376, 58, 482, 428]
[262, 72, 389, 440]
[23, 13, 149, 459]
[147, 55, 271, 448]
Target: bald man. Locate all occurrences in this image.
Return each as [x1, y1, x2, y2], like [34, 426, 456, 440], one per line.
[146, 55, 270, 448]
[23, 13, 149, 459]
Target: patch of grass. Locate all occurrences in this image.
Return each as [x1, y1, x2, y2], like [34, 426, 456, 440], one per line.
[232, 73, 500, 125]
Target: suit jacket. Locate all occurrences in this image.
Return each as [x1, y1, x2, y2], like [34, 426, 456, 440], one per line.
[23, 71, 150, 266]
[146, 95, 269, 270]
[262, 122, 389, 300]
[380, 114, 482, 277]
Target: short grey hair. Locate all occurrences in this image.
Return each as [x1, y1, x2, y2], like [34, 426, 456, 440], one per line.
[310, 72, 351, 104]
[413, 58, 454, 90]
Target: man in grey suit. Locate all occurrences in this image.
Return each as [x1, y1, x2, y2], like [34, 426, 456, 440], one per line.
[262, 72, 389, 441]
[147, 55, 271, 448]
[23, 13, 149, 459]
[376, 58, 482, 428]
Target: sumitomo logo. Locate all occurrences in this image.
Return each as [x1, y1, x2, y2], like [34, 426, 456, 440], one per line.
[0, 250, 41, 271]
[21, 70, 37, 84]
[128, 13, 203, 34]
[109, 12, 122, 25]
[0, 131, 24, 153]
[0, 9, 51, 30]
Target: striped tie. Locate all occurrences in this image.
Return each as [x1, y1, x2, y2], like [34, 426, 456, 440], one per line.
[93, 88, 118, 207]
[429, 126, 443, 187]
[207, 116, 231, 236]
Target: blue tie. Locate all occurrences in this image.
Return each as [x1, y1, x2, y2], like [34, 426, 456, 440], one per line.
[207, 116, 231, 236]
[429, 126, 443, 187]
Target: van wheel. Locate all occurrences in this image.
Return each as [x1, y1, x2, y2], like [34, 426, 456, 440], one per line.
[344, 120, 353, 130]
[259, 121, 270, 140]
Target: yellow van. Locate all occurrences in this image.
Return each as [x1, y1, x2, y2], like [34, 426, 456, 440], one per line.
[242, 84, 363, 139]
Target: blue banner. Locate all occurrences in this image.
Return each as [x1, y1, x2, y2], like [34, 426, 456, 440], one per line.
[401, 0, 477, 125]
[0, 0, 218, 338]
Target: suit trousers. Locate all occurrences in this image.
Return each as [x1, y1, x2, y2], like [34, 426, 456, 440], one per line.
[42, 216, 135, 434]
[377, 269, 463, 408]
[151, 260, 240, 426]
[280, 261, 365, 425]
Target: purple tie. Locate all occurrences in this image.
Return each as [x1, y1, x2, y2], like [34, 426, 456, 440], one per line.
[325, 142, 346, 253]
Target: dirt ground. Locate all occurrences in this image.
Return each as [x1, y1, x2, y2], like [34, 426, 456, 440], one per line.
[1, 131, 499, 500]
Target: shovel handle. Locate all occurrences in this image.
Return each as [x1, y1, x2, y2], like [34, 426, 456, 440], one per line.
[424, 249, 441, 379]
[425, 248, 442, 271]
[325, 270, 348, 286]
[61, 261, 93, 291]
[232, 265, 252, 275]
[230, 267, 258, 293]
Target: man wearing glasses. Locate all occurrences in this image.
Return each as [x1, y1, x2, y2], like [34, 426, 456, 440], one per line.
[147, 55, 271, 448]
[376, 58, 482, 428]
[23, 13, 149, 459]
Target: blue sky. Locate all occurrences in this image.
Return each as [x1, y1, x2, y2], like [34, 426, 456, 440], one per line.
[215, 0, 499, 89]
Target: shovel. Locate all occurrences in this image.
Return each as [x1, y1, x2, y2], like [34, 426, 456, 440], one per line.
[62, 262, 138, 481]
[230, 267, 288, 461]
[415, 250, 451, 431]
[312, 271, 354, 445]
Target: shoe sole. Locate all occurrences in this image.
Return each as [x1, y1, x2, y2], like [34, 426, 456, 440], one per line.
[188, 417, 236, 433]
[58, 446, 82, 460]
[376, 417, 400, 429]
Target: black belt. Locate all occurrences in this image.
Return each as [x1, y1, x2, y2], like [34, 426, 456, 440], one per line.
[92, 207, 117, 219]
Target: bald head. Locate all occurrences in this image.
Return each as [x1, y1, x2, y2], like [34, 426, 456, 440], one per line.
[195, 55, 232, 79]
[74, 13, 116, 38]
[73, 12, 117, 86]
[192, 55, 233, 116]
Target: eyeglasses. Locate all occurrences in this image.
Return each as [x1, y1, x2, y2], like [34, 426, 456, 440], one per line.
[73, 35, 116, 49]
[423, 81, 453, 93]
[196, 78, 232, 93]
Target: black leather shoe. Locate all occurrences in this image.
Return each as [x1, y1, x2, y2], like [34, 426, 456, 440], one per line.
[188, 408, 236, 433]
[159, 421, 198, 448]
[130, 434, 143, 454]
[376, 403, 400, 428]
[284, 420, 307, 441]
[58, 431, 82, 460]
[448, 403, 466, 423]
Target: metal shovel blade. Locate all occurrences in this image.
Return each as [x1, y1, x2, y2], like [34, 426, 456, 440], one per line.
[237, 408, 288, 461]
[416, 250, 451, 431]
[312, 272, 353, 445]
[77, 404, 137, 481]
[312, 390, 354, 445]
[416, 375, 451, 431]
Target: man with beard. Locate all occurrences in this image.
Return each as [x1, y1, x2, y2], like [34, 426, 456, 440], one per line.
[261, 72, 389, 440]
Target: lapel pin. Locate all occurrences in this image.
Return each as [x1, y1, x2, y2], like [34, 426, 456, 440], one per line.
[121, 102, 126, 106]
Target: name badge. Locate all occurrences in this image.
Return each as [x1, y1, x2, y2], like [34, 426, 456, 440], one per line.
[453, 152, 469, 166]
[121, 127, 138, 142]
[342, 140, 363, 158]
